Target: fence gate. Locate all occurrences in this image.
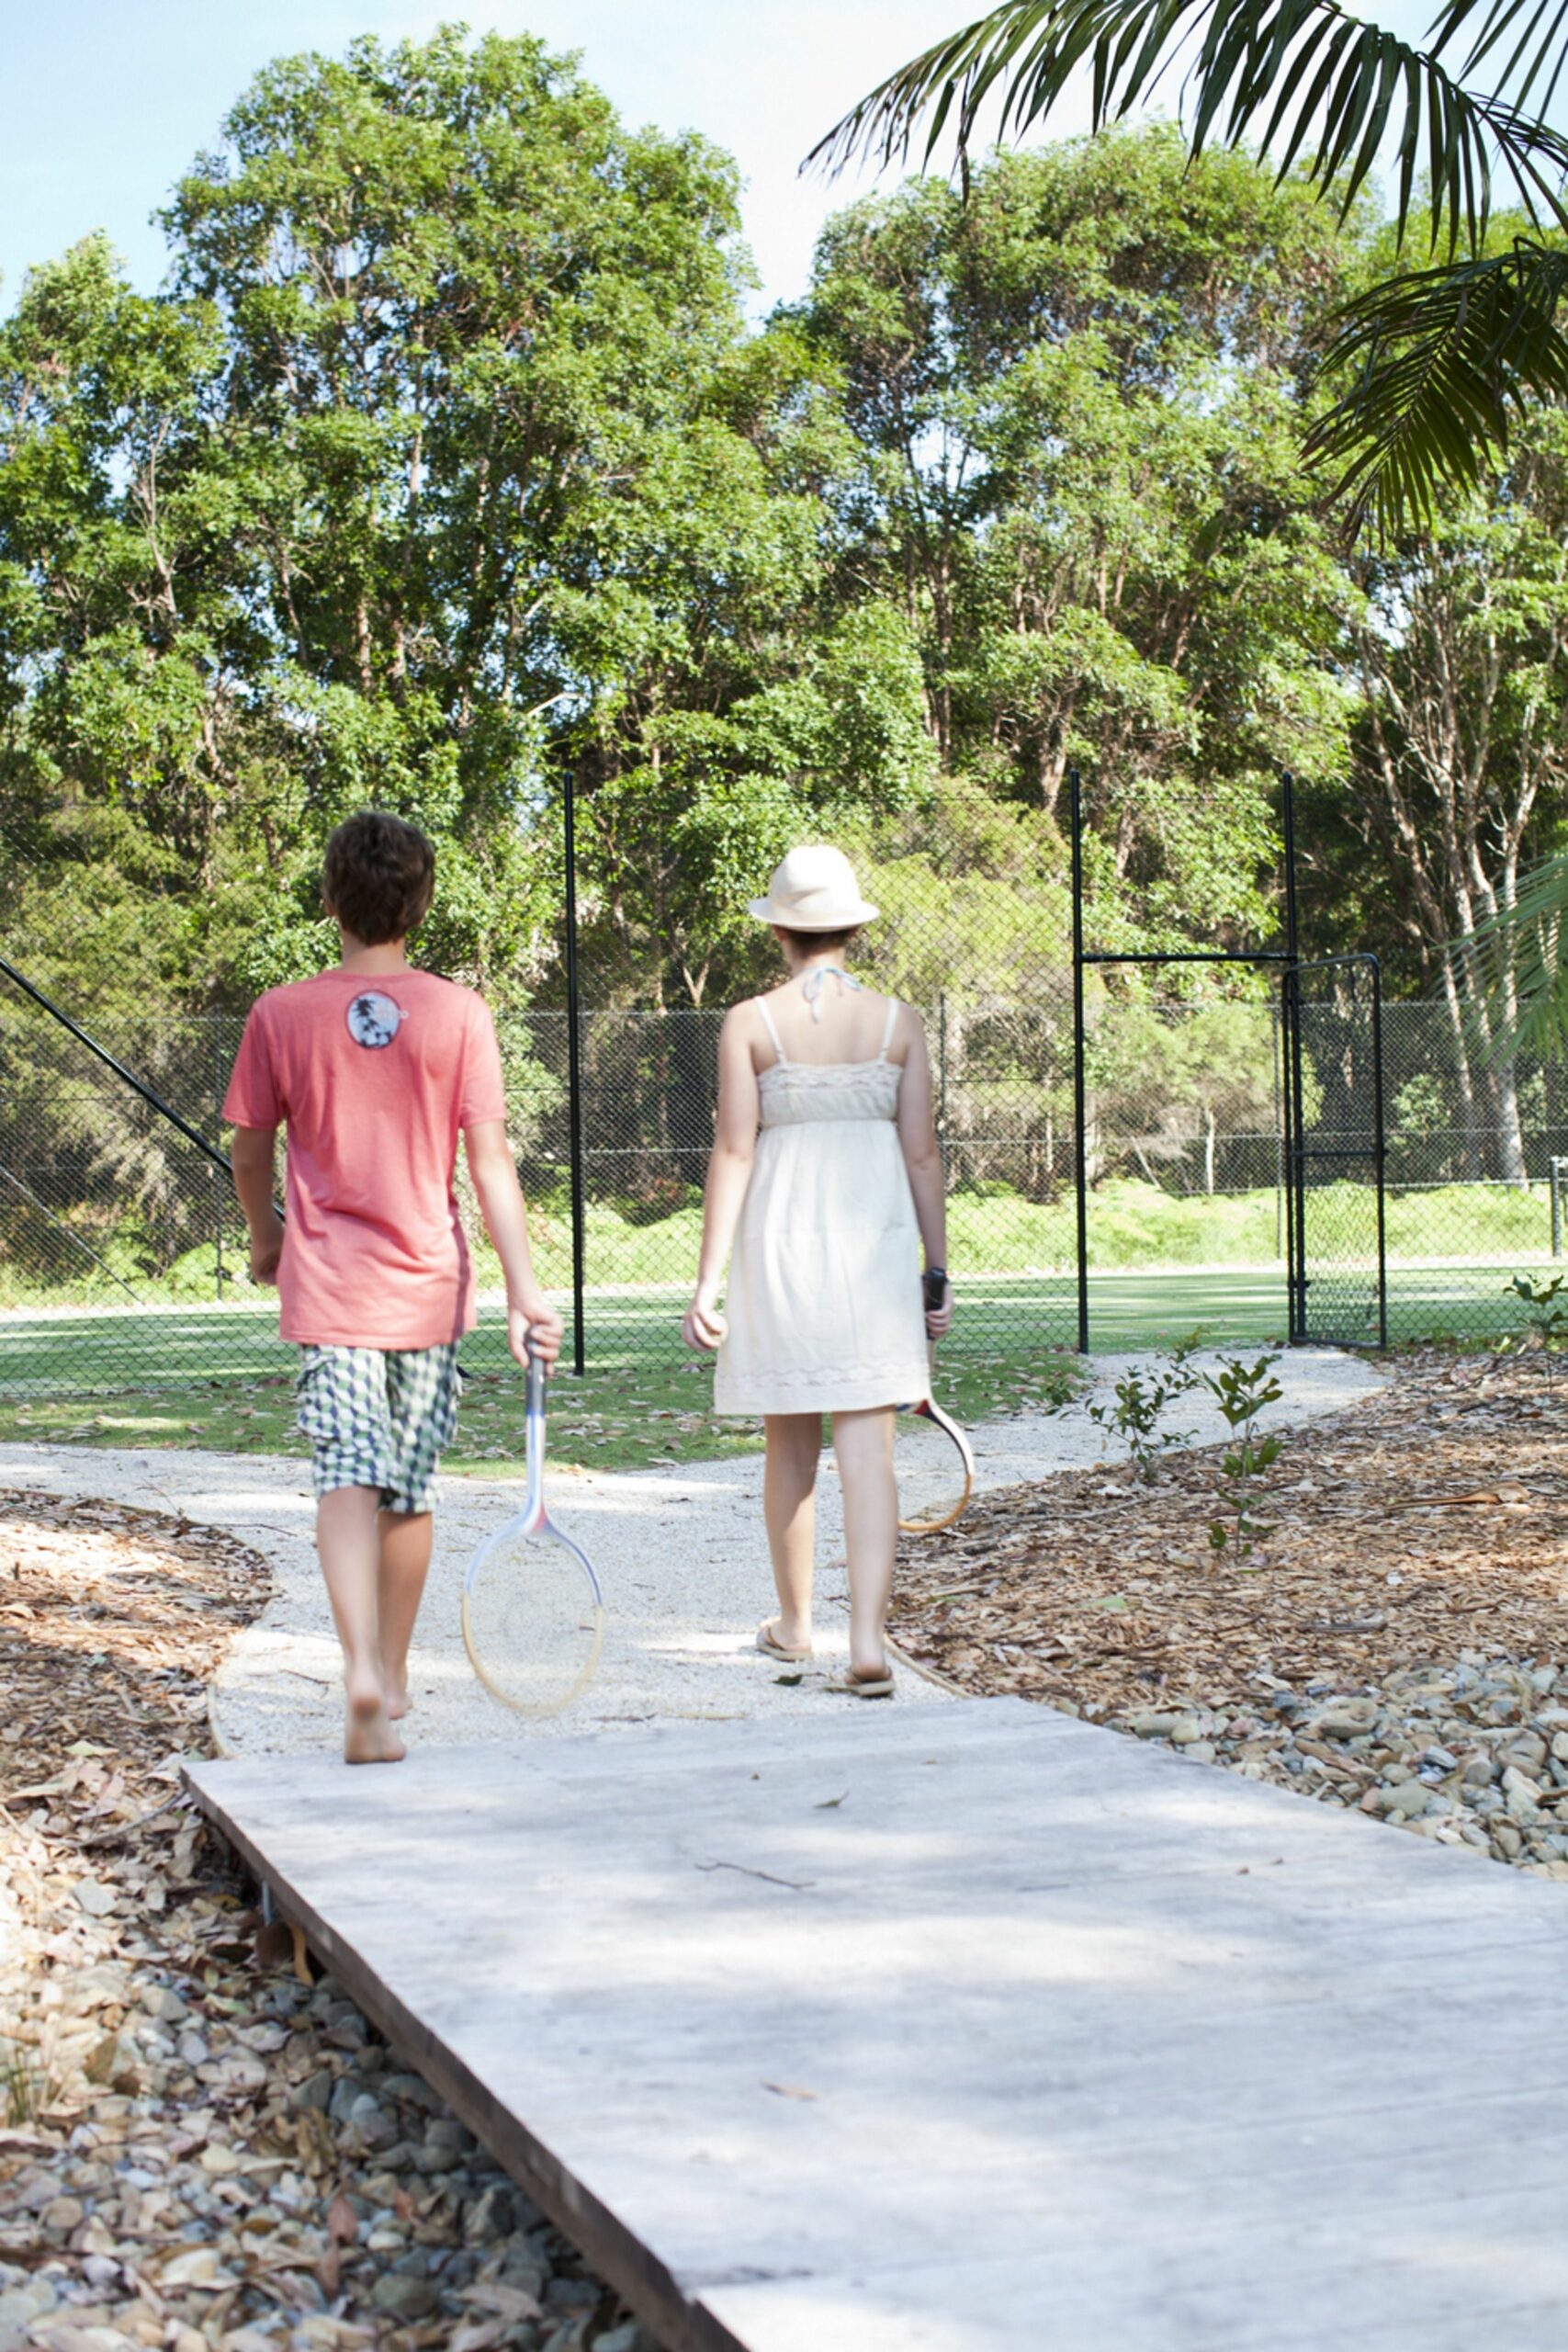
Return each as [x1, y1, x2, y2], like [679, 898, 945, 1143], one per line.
[1283, 953, 1387, 1347]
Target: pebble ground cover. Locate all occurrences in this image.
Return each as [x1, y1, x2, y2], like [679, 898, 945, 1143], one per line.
[892, 1347, 1568, 1879]
[0, 1493, 651, 2352]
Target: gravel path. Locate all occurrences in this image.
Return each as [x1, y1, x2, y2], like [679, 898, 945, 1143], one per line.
[0, 1347, 1382, 1757]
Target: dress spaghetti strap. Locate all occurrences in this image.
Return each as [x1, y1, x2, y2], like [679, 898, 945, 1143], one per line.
[877, 996, 900, 1061]
[755, 998, 787, 1068]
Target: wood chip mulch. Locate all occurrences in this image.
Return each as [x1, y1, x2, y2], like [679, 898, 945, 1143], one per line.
[894, 1350, 1566, 1717]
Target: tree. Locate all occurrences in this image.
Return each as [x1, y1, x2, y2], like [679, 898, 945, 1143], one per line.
[812, 0, 1568, 533]
[788, 131, 1360, 955]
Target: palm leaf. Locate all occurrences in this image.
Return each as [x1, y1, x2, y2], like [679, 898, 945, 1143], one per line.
[809, 0, 1568, 257]
[1460, 850, 1568, 1065]
[1429, 0, 1568, 119]
[1304, 241, 1568, 531]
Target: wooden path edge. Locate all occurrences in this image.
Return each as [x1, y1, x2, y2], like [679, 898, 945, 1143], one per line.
[181, 1762, 746, 2352]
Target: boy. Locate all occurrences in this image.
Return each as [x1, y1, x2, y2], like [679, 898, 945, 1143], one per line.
[225, 809, 563, 1764]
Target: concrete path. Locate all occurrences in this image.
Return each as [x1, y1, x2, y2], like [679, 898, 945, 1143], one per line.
[186, 1701, 1568, 2352]
[0, 1349, 1380, 1754]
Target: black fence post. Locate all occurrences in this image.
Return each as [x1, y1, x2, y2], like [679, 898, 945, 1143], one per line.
[1280, 769, 1303, 1341]
[1370, 955, 1389, 1350]
[1068, 766, 1090, 1355]
[563, 774, 587, 1377]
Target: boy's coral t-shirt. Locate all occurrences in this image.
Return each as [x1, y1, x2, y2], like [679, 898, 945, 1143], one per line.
[222, 968, 507, 1350]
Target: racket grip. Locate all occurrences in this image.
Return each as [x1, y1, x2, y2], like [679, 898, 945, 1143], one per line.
[525, 1343, 547, 1416]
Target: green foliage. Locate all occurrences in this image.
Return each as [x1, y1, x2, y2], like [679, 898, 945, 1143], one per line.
[794, 131, 1359, 956]
[1088, 1340, 1202, 1479]
[1503, 1271, 1568, 1385]
[813, 0, 1568, 529]
[1201, 1353, 1285, 1558]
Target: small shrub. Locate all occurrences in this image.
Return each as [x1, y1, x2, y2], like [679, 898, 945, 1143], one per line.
[1201, 1352, 1284, 1563]
[1088, 1340, 1202, 1481]
[1504, 1272, 1568, 1386]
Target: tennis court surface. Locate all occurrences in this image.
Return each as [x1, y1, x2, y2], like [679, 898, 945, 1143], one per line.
[187, 1702, 1568, 2352]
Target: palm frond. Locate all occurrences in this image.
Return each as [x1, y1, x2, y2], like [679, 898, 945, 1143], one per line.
[1460, 851, 1568, 1065]
[808, 0, 1568, 258]
[1429, 0, 1568, 121]
[1304, 240, 1568, 532]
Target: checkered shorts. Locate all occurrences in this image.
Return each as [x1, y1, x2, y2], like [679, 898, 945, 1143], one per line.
[296, 1342, 462, 1515]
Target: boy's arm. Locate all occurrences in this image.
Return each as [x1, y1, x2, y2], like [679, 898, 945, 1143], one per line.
[231, 1126, 285, 1286]
[464, 1120, 564, 1368]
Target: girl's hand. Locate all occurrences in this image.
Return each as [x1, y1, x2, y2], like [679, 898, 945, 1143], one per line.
[925, 1276, 953, 1340]
[683, 1293, 728, 1352]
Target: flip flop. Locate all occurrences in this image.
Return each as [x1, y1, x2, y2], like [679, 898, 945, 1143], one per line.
[831, 1667, 896, 1700]
[757, 1619, 812, 1663]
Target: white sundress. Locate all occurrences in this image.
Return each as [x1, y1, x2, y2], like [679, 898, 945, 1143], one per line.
[714, 993, 931, 1417]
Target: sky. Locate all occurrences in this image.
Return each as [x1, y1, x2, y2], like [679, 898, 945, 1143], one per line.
[0, 0, 1060, 319]
[0, 0, 1486, 322]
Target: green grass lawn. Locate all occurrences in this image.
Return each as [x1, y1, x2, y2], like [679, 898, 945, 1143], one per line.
[0, 1289, 1082, 1476]
[1, 1170, 1555, 1473]
[10, 1174, 1555, 1313]
[0, 1250, 1545, 1472]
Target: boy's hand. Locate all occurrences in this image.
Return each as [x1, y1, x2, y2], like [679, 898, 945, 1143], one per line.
[249, 1213, 285, 1287]
[508, 1297, 564, 1371]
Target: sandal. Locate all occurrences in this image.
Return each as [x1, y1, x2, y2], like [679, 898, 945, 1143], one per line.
[832, 1666, 896, 1700]
[757, 1619, 813, 1663]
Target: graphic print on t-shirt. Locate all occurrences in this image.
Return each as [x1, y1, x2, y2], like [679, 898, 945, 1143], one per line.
[346, 990, 403, 1049]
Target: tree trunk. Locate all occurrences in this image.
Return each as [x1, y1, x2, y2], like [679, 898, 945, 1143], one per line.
[1438, 959, 1483, 1181]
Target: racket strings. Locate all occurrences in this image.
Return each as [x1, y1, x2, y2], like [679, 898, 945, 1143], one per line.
[895, 1408, 972, 1535]
[462, 1525, 603, 1717]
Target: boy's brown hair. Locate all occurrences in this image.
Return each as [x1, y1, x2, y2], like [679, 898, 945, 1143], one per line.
[322, 811, 436, 945]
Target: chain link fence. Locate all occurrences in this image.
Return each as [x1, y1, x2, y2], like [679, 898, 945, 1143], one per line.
[3, 939, 1566, 1400]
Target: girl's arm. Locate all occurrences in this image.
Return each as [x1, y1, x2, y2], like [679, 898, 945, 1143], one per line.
[895, 1010, 953, 1338]
[683, 1006, 761, 1351]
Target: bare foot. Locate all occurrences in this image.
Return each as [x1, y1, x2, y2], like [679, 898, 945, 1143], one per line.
[344, 1680, 405, 1765]
[385, 1675, 412, 1721]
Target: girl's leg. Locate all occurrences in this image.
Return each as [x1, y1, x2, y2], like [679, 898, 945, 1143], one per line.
[832, 1408, 897, 1678]
[762, 1411, 823, 1651]
[378, 1508, 434, 1717]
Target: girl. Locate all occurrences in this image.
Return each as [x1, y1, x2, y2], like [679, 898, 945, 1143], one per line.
[682, 846, 952, 1695]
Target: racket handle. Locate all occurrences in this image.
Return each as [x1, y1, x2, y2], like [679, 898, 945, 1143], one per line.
[525, 1342, 547, 1417]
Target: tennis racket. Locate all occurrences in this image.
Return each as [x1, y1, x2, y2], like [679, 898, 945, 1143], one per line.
[895, 1274, 974, 1534]
[461, 1345, 604, 1717]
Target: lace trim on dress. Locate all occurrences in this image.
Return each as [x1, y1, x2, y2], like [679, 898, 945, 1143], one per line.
[726, 1355, 926, 1398]
[757, 1061, 901, 1125]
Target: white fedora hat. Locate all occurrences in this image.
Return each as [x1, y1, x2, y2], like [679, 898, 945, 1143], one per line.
[748, 843, 879, 930]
